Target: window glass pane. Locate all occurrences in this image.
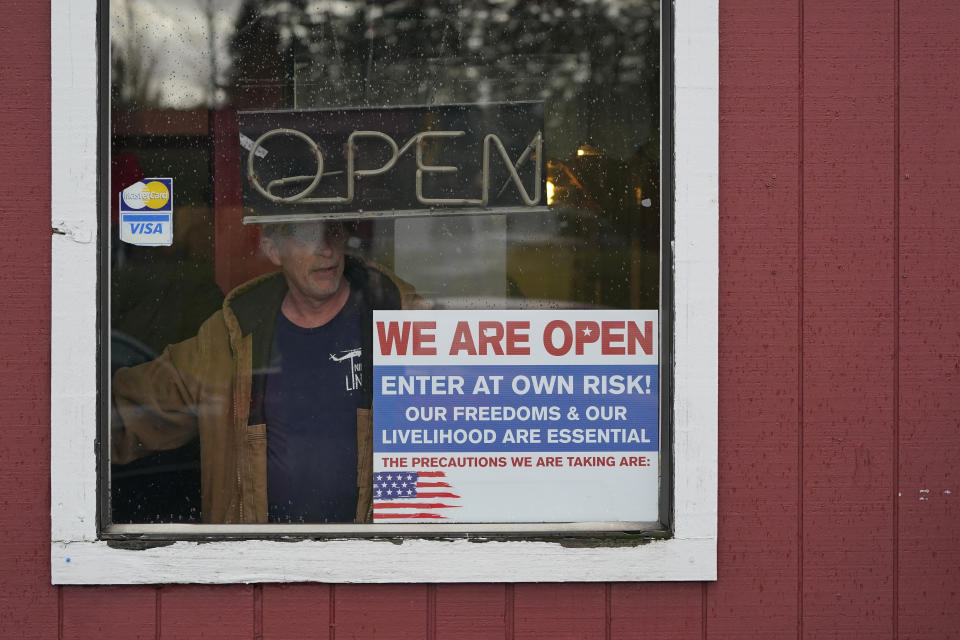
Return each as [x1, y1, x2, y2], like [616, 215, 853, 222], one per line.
[108, 0, 661, 526]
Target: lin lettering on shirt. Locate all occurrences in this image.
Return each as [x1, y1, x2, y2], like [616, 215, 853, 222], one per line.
[330, 348, 363, 391]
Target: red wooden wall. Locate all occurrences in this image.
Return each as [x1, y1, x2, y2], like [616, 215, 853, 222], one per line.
[2, 1, 958, 638]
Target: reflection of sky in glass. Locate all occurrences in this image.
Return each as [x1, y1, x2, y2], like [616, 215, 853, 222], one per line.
[111, 0, 242, 108]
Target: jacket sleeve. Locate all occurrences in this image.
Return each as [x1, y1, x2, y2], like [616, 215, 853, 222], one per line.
[111, 332, 207, 465]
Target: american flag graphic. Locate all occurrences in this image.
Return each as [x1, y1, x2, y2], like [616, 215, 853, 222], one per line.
[372, 470, 461, 520]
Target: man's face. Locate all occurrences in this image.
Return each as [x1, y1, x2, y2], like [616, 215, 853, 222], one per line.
[262, 222, 348, 302]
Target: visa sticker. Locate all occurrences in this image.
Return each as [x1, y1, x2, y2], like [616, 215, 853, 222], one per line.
[119, 178, 173, 246]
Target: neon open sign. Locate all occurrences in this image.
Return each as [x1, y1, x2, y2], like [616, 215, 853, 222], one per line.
[238, 102, 547, 222]
[247, 128, 542, 207]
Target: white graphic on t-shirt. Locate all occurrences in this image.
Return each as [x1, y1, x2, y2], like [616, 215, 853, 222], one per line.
[330, 348, 362, 391]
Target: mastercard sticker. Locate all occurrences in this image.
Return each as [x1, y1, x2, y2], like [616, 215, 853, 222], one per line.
[119, 178, 173, 246]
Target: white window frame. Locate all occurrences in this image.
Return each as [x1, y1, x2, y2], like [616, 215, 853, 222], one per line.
[50, 0, 718, 584]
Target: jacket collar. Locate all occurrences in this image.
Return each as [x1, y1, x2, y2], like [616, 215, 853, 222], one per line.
[223, 271, 287, 338]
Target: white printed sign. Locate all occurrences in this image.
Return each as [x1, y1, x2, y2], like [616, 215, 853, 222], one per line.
[373, 310, 660, 523]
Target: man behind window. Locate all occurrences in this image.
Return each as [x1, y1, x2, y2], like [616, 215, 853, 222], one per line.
[111, 221, 418, 524]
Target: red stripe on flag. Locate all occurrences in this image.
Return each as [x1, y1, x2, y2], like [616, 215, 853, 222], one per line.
[374, 502, 460, 509]
[416, 482, 451, 488]
[417, 471, 446, 477]
[374, 513, 447, 519]
[415, 492, 460, 498]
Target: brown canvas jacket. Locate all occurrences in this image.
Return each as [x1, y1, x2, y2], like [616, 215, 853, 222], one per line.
[111, 257, 417, 524]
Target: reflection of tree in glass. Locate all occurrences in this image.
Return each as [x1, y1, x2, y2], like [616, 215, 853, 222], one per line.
[226, 0, 659, 156]
[228, 0, 299, 109]
[111, 0, 163, 108]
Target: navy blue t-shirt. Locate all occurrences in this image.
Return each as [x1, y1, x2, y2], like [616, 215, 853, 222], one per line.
[263, 290, 365, 523]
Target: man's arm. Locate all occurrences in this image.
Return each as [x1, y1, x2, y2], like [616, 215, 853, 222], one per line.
[111, 334, 205, 465]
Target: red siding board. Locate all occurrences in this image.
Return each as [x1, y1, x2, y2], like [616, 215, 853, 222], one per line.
[262, 584, 331, 640]
[0, 1, 57, 639]
[334, 585, 427, 639]
[898, 1, 960, 638]
[513, 584, 605, 639]
[60, 587, 157, 640]
[611, 583, 702, 639]
[801, 1, 897, 638]
[158, 585, 254, 639]
[898, 503, 960, 640]
[715, 0, 802, 637]
[435, 584, 506, 639]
